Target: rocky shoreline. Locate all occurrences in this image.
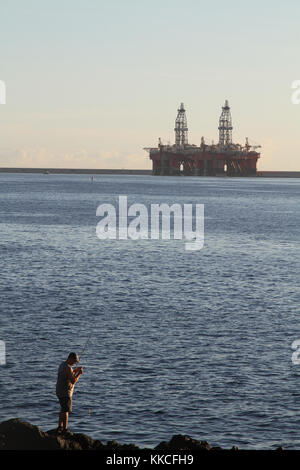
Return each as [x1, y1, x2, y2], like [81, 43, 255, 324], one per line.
[0, 418, 285, 452]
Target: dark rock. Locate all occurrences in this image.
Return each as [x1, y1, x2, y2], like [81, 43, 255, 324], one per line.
[155, 440, 169, 451]
[0, 419, 60, 450]
[169, 435, 211, 451]
[156, 435, 211, 451]
[71, 432, 95, 450]
[47, 428, 98, 450]
[106, 439, 121, 449]
[0, 433, 6, 449]
[56, 435, 82, 450]
[106, 439, 140, 451]
[0, 418, 283, 452]
[118, 443, 140, 450]
[93, 439, 105, 450]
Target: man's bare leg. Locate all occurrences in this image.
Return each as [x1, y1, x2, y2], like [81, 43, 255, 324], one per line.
[58, 411, 68, 430]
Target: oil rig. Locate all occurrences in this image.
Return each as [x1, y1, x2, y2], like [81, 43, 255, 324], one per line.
[144, 101, 261, 176]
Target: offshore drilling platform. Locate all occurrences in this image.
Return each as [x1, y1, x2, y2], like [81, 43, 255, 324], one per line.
[144, 101, 261, 176]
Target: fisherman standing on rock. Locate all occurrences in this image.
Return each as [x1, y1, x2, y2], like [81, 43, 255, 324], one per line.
[56, 352, 83, 433]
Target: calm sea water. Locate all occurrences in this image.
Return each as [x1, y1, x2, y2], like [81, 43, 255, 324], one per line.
[0, 173, 300, 450]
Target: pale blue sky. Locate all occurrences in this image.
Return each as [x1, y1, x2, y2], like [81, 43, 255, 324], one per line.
[0, 0, 299, 169]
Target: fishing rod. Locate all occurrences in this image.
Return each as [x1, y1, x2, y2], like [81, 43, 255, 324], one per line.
[72, 332, 93, 377]
[79, 331, 93, 362]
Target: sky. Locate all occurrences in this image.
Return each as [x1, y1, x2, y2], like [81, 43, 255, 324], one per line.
[0, 0, 299, 170]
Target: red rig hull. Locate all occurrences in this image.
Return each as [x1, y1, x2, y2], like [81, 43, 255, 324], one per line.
[149, 146, 259, 177]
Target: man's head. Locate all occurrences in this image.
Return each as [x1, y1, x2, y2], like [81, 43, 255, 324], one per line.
[67, 352, 80, 365]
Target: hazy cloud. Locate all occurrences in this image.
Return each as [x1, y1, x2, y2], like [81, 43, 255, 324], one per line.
[0, 147, 149, 169]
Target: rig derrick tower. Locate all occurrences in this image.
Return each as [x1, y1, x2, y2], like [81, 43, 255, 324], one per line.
[174, 103, 188, 147]
[218, 100, 233, 148]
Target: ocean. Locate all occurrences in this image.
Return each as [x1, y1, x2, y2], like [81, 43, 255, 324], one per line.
[0, 173, 299, 450]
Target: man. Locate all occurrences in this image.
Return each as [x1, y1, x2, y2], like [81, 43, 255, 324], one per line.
[56, 352, 83, 433]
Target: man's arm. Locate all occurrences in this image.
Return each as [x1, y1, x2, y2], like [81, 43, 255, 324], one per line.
[65, 365, 83, 385]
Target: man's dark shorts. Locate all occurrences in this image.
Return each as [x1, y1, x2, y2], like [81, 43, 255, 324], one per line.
[58, 396, 72, 412]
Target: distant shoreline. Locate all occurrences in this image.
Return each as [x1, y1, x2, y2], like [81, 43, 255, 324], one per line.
[0, 167, 152, 175]
[0, 168, 299, 178]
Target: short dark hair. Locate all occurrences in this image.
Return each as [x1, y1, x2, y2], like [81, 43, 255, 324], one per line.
[68, 352, 79, 362]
